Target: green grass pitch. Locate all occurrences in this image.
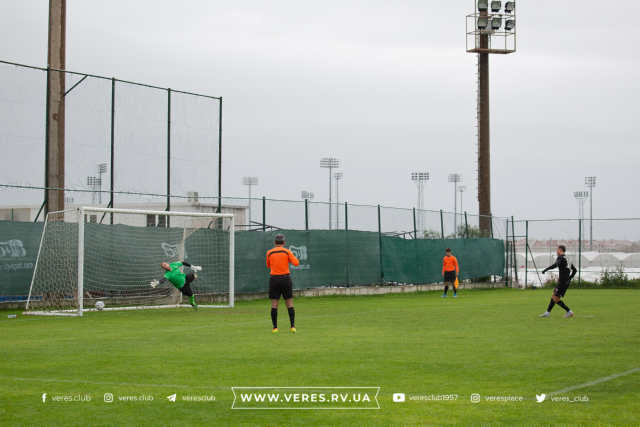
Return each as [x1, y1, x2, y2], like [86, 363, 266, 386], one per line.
[1, 288, 638, 425]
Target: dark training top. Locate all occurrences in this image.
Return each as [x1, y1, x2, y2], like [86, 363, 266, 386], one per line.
[543, 255, 577, 284]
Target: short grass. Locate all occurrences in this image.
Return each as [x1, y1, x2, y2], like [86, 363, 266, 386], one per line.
[1, 288, 639, 426]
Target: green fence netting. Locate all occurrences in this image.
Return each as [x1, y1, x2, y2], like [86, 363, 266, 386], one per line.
[0, 221, 505, 299]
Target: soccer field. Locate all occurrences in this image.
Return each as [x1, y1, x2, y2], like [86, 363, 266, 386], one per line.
[1, 288, 638, 425]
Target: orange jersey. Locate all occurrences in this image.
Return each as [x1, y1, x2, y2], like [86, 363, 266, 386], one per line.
[266, 246, 300, 276]
[442, 255, 459, 274]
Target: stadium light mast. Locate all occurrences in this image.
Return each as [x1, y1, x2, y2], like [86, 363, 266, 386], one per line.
[449, 174, 462, 235]
[458, 185, 467, 214]
[86, 176, 100, 205]
[574, 191, 589, 220]
[242, 176, 259, 226]
[585, 176, 597, 250]
[466, 0, 517, 234]
[334, 172, 343, 229]
[320, 157, 340, 230]
[97, 163, 107, 204]
[410, 172, 430, 238]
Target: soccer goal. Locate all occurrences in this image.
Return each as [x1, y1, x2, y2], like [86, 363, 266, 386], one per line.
[24, 207, 234, 316]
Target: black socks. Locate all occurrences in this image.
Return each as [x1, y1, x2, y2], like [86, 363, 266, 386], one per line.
[556, 300, 571, 312]
[271, 308, 278, 328]
[547, 298, 556, 312]
[288, 307, 295, 327]
[444, 285, 449, 294]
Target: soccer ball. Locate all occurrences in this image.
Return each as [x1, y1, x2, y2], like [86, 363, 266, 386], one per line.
[95, 301, 105, 311]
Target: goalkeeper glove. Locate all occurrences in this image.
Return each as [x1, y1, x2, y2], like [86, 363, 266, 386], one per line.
[149, 279, 159, 288]
[192, 265, 203, 272]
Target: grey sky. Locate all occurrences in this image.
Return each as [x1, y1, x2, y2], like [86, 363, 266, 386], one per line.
[1, 0, 639, 224]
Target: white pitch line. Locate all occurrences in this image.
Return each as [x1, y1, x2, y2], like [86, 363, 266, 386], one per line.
[548, 367, 640, 396]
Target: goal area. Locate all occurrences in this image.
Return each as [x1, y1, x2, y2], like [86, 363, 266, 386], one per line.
[24, 207, 234, 316]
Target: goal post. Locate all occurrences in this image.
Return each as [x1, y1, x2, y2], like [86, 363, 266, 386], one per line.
[24, 207, 235, 316]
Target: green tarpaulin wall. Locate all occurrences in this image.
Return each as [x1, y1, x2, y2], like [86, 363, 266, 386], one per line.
[0, 221, 505, 298]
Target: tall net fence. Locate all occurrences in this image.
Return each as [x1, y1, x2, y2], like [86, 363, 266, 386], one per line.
[0, 60, 221, 213]
[509, 218, 640, 287]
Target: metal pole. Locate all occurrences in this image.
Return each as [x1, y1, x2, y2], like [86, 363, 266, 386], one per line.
[440, 209, 444, 239]
[464, 211, 469, 238]
[477, 30, 492, 235]
[453, 181, 458, 235]
[511, 216, 518, 284]
[345, 201, 350, 287]
[578, 219, 582, 284]
[217, 97, 223, 214]
[590, 188, 593, 250]
[304, 198, 309, 231]
[109, 77, 115, 224]
[505, 218, 509, 286]
[247, 184, 252, 225]
[377, 204, 383, 283]
[262, 196, 266, 232]
[412, 207, 417, 239]
[525, 220, 529, 288]
[166, 88, 171, 217]
[44, 67, 50, 216]
[335, 174, 340, 229]
[328, 167, 332, 230]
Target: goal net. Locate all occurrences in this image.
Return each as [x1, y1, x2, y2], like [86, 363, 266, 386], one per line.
[24, 207, 234, 316]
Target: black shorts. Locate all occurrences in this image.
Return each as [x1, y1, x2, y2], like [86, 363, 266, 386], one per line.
[180, 273, 196, 297]
[443, 271, 456, 284]
[269, 274, 293, 300]
[553, 283, 569, 298]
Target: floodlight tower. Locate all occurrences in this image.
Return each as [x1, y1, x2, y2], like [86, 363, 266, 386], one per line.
[466, 1, 517, 234]
[86, 176, 100, 205]
[458, 185, 467, 214]
[410, 172, 430, 237]
[574, 191, 589, 220]
[320, 157, 340, 230]
[301, 190, 314, 201]
[334, 172, 343, 228]
[449, 174, 462, 235]
[242, 176, 259, 225]
[585, 176, 597, 250]
[97, 163, 107, 204]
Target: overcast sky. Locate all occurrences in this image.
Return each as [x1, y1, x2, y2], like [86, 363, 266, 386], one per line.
[1, 0, 639, 229]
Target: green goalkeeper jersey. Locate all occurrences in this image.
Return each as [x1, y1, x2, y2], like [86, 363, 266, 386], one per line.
[164, 261, 186, 289]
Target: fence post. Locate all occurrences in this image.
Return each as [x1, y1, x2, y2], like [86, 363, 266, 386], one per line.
[525, 220, 529, 288]
[217, 97, 223, 214]
[464, 212, 469, 238]
[440, 210, 445, 239]
[345, 202, 350, 287]
[490, 215, 494, 238]
[262, 196, 266, 232]
[304, 198, 309, 231]
[109, 77, 115, 224]
[412, 207, 417, 239]
[511, 216, 518, 284]
[578, 218, 582, 284]
[166, 88, 171, 217]
[505, 218, 510, 287]
[377, 205, 384, 283]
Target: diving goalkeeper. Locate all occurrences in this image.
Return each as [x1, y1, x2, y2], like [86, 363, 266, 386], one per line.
[150, 261, 202, 309]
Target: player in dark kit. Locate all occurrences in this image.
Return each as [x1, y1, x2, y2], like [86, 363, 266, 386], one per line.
[266, 234, 300, 333]
[539, 245, 577, 318]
